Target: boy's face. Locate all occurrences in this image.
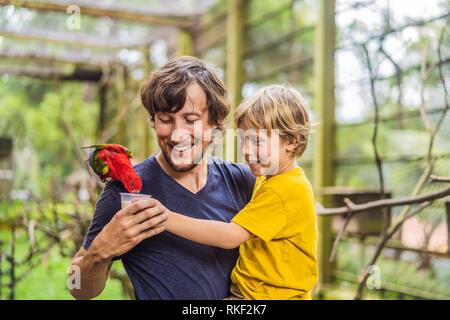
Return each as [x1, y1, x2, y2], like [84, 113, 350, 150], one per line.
[154, 83, 215, 172]
[238, 123, 295, 176]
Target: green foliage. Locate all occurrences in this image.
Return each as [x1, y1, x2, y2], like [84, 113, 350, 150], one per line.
[0, 77, 98, 198]
[0, 229, 127, 300]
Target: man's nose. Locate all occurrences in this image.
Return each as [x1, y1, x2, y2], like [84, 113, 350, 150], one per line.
[170, 120, 191, 143]
[171, 127, 190, 144]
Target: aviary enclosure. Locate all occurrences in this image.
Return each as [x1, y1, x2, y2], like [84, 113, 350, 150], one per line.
[0, 0, 449, 300]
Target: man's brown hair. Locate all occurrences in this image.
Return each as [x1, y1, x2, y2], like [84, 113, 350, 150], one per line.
[140, 56, 230, 130]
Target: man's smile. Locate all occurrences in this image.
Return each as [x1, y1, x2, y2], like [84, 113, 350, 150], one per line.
[171, 143, 194, 152]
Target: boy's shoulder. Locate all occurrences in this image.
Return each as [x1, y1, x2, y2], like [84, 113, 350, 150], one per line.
[264, 168, 314, 203]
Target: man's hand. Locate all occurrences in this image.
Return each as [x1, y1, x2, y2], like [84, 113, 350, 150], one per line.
[69, 198, 168, 300]
[93, 198, 169, 260]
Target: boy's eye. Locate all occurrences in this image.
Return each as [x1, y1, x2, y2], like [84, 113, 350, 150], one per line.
[250, 137, 260, 145]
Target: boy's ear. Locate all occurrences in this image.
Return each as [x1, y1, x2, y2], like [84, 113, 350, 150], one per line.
[286, 136, 300, 153]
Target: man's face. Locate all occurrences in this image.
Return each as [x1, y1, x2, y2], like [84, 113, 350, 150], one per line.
[154, 83, 215, 172]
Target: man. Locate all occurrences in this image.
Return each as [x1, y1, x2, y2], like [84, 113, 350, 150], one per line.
[69, 56, 256, 300]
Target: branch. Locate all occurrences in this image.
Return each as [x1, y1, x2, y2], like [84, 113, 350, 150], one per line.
[317, 184, 450, 216]
[378, 41, 403, 129]
[354, 201, 433, 299]
[362, 41, 389, 238]
[419, 41, 434, 134]
[329, 198, 354, 262]
[430, 175, 450, 183]
[352, 21, 450, 300]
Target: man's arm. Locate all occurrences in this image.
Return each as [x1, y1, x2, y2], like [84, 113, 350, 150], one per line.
[163, 210, 253, 249]
[69, 246, 113, 300]
[69, 198, 168, 300]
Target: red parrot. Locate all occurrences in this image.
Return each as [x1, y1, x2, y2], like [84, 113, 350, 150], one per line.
[84, 144, 142, 193]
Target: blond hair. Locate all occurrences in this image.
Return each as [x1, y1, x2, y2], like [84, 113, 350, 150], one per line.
[234, 84, 311, 157]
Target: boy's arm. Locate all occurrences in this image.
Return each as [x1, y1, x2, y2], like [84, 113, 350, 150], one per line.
[162, 210, 253, 249]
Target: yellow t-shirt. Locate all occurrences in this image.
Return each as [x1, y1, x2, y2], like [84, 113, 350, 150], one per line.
[230, 167, 318, 300]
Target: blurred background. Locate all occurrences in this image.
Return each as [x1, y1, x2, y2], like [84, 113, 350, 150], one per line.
[0, 0, 449, 300]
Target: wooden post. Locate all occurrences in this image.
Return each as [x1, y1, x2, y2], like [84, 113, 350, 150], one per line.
[177, 28, 194, 57]
[139, 46, 155, 160]
[9, 222, 15, 300]
[313, 0, 336, 294]
[226, 0, 248, 162]
[97, 82, 107, 138]
[0, 137, 13, 202]
[446, 201, 450, 255]
[115, 64, 127, 146]
[0, 239, 2, 298]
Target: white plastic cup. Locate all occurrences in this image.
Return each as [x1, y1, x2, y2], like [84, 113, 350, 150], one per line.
[119, 193, 152, 208]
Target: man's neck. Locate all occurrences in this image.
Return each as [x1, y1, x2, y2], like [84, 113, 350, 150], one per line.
[156, 153, 209, 194]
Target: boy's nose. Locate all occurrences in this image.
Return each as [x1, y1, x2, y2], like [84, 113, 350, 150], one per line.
[242, 146, 258, 164]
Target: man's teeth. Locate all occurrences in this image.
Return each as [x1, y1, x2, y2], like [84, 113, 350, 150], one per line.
[173, 145, 193, 152]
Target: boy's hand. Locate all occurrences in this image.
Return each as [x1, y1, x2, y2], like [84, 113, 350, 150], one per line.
[92, 198, 168, 260]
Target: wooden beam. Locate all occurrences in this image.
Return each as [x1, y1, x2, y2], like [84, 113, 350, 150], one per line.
[0, 48, 113, 67]
[0, 0, 193, 28]
[0, 65, 102, 81]
[226, 0, 248, 162]
[313, 0, 336, 292]
[0, 27, 167, 50]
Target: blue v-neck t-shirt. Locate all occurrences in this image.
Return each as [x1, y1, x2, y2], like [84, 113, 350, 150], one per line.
[83, 155, 256, 300]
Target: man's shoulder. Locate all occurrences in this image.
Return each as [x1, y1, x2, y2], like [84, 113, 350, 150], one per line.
[133, 155, 157, 175]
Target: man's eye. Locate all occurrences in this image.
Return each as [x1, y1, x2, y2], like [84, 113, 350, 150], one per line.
[159, 118, 172, 123]
[185, 118, 199, 124]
